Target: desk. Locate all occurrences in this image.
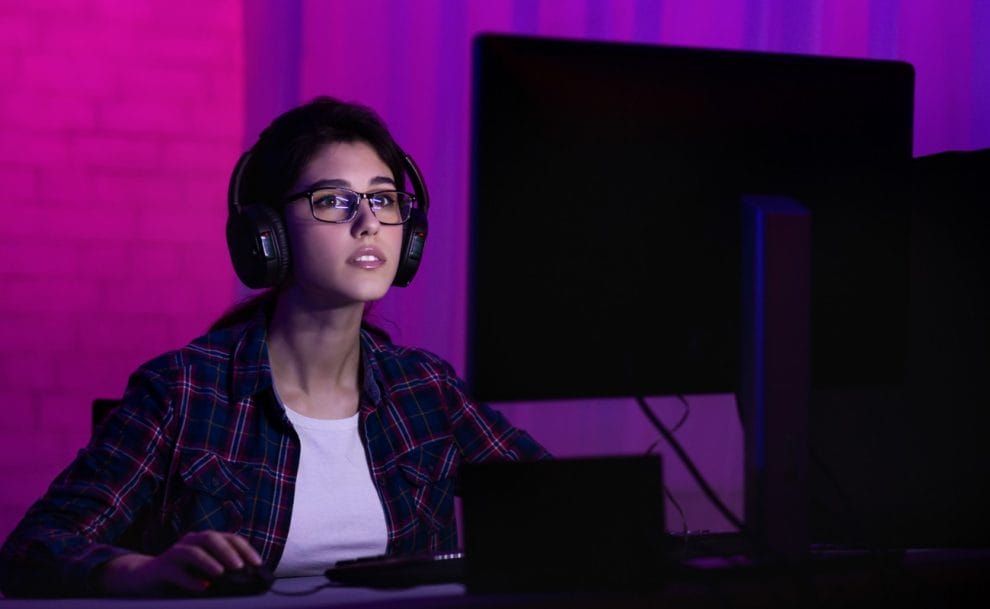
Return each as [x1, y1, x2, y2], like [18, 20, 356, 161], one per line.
[0, 578, 464, 609]
[2, 550, 987, 608]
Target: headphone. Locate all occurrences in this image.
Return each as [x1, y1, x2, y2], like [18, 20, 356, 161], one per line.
[226, 148, 429, 290]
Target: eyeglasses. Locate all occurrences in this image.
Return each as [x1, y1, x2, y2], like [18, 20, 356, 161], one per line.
[286, 187, 416, 225]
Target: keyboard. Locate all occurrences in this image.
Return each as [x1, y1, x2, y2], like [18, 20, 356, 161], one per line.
[324, 551, 465, 588]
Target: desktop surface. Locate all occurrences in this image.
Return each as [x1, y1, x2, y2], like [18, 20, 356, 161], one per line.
[2, 550, 987, 608]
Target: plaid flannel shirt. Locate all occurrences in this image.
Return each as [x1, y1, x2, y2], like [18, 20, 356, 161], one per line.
[0, 309, 549, 597]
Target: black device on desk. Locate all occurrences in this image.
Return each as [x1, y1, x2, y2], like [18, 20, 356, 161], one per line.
[325, 456, 666, 593]
[202, 563, 274, 596]
[460, 455, 666, 593]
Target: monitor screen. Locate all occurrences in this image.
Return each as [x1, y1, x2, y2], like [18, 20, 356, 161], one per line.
[467, 34, 914, 403]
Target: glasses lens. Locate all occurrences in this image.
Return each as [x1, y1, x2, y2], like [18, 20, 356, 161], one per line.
[368, 192, 413, 225]
[311, 189, 358, 222]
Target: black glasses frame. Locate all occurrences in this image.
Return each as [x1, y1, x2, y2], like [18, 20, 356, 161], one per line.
[285, 187, 417, 225]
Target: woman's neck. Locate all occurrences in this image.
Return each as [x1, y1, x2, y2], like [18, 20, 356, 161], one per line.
[266, 289, 365, 419]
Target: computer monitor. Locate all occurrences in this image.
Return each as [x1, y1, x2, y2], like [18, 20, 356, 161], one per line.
[466, 34, 914, 403]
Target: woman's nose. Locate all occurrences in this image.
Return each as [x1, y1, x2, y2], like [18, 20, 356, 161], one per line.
[351, 197, 381, 236]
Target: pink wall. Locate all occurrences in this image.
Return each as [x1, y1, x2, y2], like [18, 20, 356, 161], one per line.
[0, 1, 244, 541]
[0, 0, 987, 543]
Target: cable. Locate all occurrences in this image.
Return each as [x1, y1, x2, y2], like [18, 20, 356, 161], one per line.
[643, 393, 691, 455]
[642, 395, 692, 541]
[269, 581, 340, 596]
[672, 394, 691, 433]
[663, 483, 689, 535]
[635, 395, 745, 532]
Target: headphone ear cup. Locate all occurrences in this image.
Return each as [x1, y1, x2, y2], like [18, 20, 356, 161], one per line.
[393, 206, 428, 287]
[226, 204, 291, 289]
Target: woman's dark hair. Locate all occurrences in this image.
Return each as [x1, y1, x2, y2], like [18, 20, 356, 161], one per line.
[210, 96, 405, 335]
[239, 96, 407, 209]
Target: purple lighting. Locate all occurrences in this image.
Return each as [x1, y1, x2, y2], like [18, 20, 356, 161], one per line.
[0, 0, 986, 545]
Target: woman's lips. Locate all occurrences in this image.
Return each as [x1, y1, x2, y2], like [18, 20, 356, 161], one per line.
[348, 247, 386, 269]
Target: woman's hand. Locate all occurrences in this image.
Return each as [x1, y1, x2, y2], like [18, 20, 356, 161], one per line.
[97, 530, 263, 596]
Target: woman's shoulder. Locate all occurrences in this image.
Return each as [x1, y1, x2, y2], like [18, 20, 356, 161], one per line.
[134, 316, 264, 381]
[360, 329, 456, 379]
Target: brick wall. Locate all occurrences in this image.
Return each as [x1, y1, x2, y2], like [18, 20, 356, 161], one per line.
[0, 0, 244, 541]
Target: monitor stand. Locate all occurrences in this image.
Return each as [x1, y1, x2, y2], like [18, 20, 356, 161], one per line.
[739, 195, 811, 561]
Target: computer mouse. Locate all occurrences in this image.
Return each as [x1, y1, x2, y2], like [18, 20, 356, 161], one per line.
[203, 563, 275, 596]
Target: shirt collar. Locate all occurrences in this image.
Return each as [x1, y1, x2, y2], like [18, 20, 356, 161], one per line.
[228, 306, 275, 404]
[359, 328, 385, 407]
[228, 306, 387, 408]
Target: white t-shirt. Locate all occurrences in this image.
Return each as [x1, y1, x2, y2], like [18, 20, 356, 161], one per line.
[274, 407, 389, 577]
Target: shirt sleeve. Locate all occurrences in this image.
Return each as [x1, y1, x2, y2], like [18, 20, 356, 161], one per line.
[0, 366, 174, 598]
[437, 361, 551, 464]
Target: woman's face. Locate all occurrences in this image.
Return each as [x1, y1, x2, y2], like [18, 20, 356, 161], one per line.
[282, 140, 404, 307]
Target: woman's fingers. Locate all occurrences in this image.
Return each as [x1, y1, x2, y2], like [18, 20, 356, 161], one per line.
[100, 531, 264, 596]
[169, 538, 227, 577]
[180, 531, 247, 571]
[192, 531, 262, 567]
[225, 532, 264, 566]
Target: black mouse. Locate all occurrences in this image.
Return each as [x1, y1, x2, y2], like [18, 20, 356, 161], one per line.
[203, 563, 274, 596]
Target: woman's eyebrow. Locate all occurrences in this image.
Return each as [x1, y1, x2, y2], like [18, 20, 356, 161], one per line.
[302, 176, 396, 190]
[369, 176, 396, 187]
[299, 178, 350, 190]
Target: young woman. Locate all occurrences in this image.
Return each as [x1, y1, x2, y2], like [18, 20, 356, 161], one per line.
[0, 97, 549, 597]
